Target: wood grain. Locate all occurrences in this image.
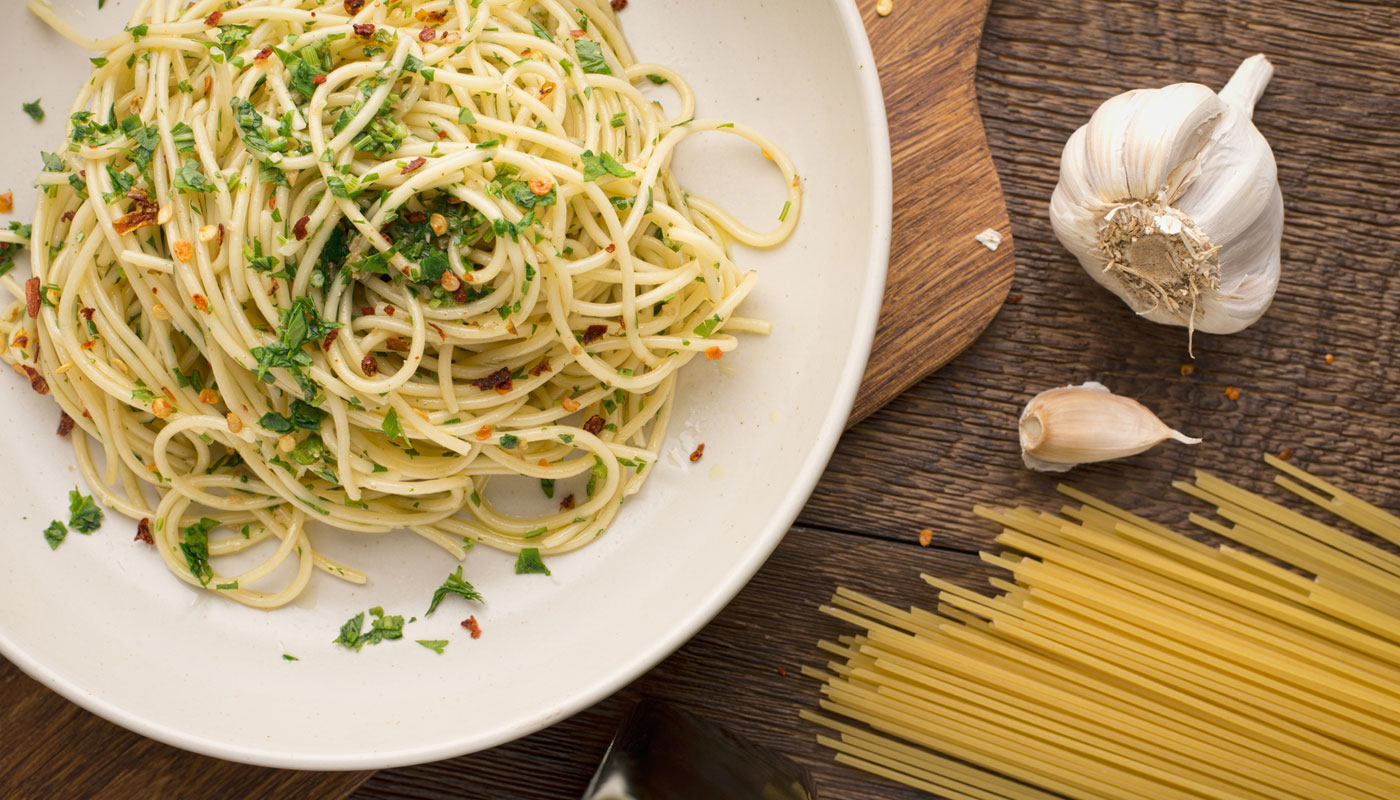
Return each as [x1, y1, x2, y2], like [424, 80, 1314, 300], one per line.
[851, 0, 1015, 424]
[0, 656, 371, 800]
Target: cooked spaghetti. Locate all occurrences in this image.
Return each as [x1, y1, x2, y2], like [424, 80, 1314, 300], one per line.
[805, 457, 1400, 799]
[4, 0, 800, 607]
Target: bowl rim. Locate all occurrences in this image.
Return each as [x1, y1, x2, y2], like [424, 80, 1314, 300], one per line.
[0, 0, 892, 770]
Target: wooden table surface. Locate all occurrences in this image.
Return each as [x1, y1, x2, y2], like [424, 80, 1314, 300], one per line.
[10, 0, 1400, 798]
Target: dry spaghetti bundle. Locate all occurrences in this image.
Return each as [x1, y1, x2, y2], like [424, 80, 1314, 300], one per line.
[805, 455, 1400, 800]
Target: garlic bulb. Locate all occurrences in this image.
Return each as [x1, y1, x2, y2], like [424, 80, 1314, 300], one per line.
[1050, 55, 1282, 339]
[1020, 382, 1200, 472]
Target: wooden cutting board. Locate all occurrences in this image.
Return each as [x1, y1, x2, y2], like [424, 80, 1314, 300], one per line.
[0, 1, 1012, 796]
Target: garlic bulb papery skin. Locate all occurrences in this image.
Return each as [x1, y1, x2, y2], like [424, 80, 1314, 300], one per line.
[1049, 55, 1283, 337]
[1020, 382, 1201, 472]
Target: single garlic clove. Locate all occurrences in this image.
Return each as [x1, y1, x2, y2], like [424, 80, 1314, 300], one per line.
[1019, 382, 1201, 472]
[1049, 55, 1282, 343]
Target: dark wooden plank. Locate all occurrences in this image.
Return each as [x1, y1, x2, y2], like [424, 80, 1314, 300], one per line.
[0, 656, 372, 800]
[352, 527, 986, 800]
[851, 0, 1015, 424]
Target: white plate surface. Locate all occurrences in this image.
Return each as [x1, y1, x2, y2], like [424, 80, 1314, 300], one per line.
[0, 0, 890, 769]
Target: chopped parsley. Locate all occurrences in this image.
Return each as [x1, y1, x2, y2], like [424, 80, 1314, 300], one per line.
[426, 565, 484, 615]
[515, 548, 551, 576]
[282, 654, 299, 661]
[43, 520, 68, 550]
[173, 157, 212, 193]
[333, 606, 405, 651]
[416, 639, 448, 654]
[180, 517, 219, 587]
[580, 150, 634, 182]
[248, 296, 339, 401]
[498, 433, 520, 450]
[67, 487, 103, 533]
[541, 478, 555, 499]
[575, 40, 610, 75]
[693, 314, 722, 338]
[645, 74, 668, 85]
[22, 99, 44, 122]
[382, 407, 404, 441]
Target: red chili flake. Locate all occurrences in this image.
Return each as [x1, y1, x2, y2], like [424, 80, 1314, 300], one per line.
[689, 443, 705, 462]
[135, 518, 154, 545]
[1225, 386, 1242, 402]
[321, 329, 340, 351]
[472, 367, 512, 391]
[460, 616, 482, 639]
[353, 22, 376, 37]
[452, 286, 468, 303]
[268, 196, 277, 210]
[475, 425, 492, 441]
[21, 365, 49, 395]
[254, 47, 273, 63]
[918, 528, 933, 547]
[1325, 353, 1335, 365]
[113, 207, 158, 236]
[583, 415, 606, 435]
[570, 29, 585, 38]
[293, 215, 310, 241]
[61, 210, 75, 223]
[383, 304, 396, 316]
[604, 243, 616, 254]
[436, 128, 448, 140]
[427, 322, 446, 339]
[404, 211, 428, 224]
[401, 157, 426, 175]
[56, 411, 75, 437]
[0, 192, 14, 215]
[24, 278, 40, 318]
[312, 74, 327, 86]
[1278, 447, 1295, 461]
[419, 27, 437, 42]
[1180, 364, 1195, 377]
[528, 179, 552, 196]
[385, 337, 411, 352]
[1007, 294, 1022, 304]
[580, 324, 607, 345]
[529, 358, 551, 377]
[777, 665, 788, 677]
[204, 11, 223, 26]
[344, 0, 365, 13]
[204, 76, 213, 95]
[192, 294, 210, 312]
[705, 346, 723, 361]
[559, 494, 576, 511]
[361, 354, 379, 376]
[359, 305, 375, 316]
[80, 307, 95, 321]
[611, 0, 628, 8]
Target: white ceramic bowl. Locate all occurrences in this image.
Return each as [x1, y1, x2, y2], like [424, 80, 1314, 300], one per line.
[0, 0, 890, 768]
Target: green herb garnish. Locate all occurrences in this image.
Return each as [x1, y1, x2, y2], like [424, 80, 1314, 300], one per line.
[426, 565, 484, 615]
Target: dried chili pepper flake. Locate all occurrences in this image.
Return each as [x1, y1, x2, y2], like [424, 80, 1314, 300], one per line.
[312, 73, 327, 86]
[705, 346, 723, 361]
[22, 366, 50, 395]
[611, 0, 628, 9]
[583, 415, 606, 435]
[472, 367, 512, 391]
[353, 22, 376, 37]
[1224, 386, 1241, 401]
[24, 278, 39, 318]
[529, 358, 551, 377]
[1325, 353, 1335, 365]
[135, 517, 154, 545]
[385, 337, 411, 352]
[604, 243, 616, 254]
[192, 294, 210, 312]
[427, 322, 446, 339]
[538, 81, 555, 99]
[57, 411, 75, 437]
[254, 47, 273, 63]
[918, 528, 933, 547]
[475, 425, 492, 441]
[383, 304, 396, 316]
[689, 443, 705, 462]
[1278, 447, 1295, 461]
[452, 286, 469, 303]
[415, 8, 448, 22]
[419, 27, 437, 42]
[61, 210, 75, 223]
[113, 208, 158, 236]
[777, 665, 788, 676]
[204, 11, 223, 25]
[293, 215, 310, 241]
[1180, 364, 1195, 376]
[344, 0, 365, 13]
[172, 239, 194, 262]
[528, 179, 553, 195]
[569, 29, 585, 38]
[561, 396, 580, 413]
[580, 324, 607, 344]
[1007, 294, 1023, 304]
[559, 494, 576, 511]
[361, 354, 379, 376]
[359, 305, 375, 316]
[401, 157, 426, 175]
[460, 616, 482, 639]
[0, 192, 12, 214]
